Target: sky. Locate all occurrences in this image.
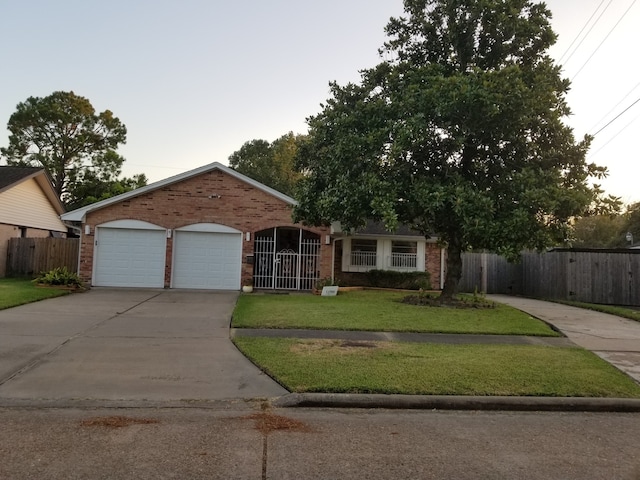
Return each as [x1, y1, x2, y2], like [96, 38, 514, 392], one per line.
[1, 0, 638, 205]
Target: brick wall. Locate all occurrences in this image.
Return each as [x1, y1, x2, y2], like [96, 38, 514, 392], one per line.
[81, 169, 332, 287]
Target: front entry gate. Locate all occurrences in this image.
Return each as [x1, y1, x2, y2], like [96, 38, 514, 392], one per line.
[254, 227, 321, 290]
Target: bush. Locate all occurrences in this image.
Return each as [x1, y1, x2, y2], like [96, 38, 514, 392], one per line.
[345, 269, 431, 290]
[34, 267, 83, 288]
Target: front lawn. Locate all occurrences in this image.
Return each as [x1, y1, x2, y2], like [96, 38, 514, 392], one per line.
[0, 277, 71, 310]
[233, 337, 640, 398]
[233, 290, 559, 336]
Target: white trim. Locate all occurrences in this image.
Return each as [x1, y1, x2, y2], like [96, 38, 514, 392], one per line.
[61, 162, 297, 222]
[97, 219, 165, 230]
[175, 223, 242, 234]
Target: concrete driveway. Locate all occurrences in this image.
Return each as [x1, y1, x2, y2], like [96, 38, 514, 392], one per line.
[0, 289, 287, 404]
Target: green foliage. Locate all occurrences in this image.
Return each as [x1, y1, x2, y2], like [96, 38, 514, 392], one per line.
[571, 202, 640, 248]
[293, 0, 619, 299]
[229, 132, 304, 196]
[1, 91, 145, 207]
[314, 276, 338, 290]
[343, 269, 431, 290]
[571, 214, 627, 248]
[34, 267, 83, 287]
[66, 169, 148, 210]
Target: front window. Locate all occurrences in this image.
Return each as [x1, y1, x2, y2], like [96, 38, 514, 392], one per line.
[390, 240, 417, 268]
[350, 239, 377, 267]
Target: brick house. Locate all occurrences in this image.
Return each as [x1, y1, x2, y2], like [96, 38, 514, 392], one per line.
[62, 162, 444, 290]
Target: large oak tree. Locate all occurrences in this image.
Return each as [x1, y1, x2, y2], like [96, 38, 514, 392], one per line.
[1, 91, 144, 207]
[293, 0, 618, 299]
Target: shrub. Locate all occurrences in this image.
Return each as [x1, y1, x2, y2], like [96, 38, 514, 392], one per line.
[344, 269, 431, 290]
[314, 276, 339, 290]
[34, 267, 83, 288]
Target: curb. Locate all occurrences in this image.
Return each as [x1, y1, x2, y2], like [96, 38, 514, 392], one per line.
[272, 393, 640, 412]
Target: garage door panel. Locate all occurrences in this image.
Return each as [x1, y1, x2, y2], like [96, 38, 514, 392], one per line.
[94, 228, 166, 287]
[172, 231, 241, 290]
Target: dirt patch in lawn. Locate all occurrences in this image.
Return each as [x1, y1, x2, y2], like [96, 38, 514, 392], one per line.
[290, 339, 390, 355]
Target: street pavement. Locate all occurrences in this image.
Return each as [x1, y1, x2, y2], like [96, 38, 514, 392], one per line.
[0, 406, 639, 479]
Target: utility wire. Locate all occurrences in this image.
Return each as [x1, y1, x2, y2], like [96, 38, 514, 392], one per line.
[572, 0, 638, 81]
[558, 0, 609, 64]
[589, 114, 639, 158]
[592, 97, 640, 137]
[589, 80, 640, 133]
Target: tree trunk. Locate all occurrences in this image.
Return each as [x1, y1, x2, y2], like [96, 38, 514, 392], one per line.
[440, 239, 463, 301]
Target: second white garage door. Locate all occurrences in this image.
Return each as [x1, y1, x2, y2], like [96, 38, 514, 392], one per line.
[172, 228, 242, 290]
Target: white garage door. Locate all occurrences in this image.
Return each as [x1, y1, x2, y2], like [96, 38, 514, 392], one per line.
[172, 230, 242, 289]
[94, 226, 166, 288]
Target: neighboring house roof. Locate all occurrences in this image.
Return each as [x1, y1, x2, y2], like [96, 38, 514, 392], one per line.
[61, 161, 298, 222]
[333, 220, 437, 240]
[0, 166, 67, 232]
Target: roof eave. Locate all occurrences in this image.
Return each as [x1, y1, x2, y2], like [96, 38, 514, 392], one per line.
[60, 161, 297, 222]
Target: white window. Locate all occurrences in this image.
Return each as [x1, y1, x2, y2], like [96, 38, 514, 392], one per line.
[390, 240, 418, 269]
[342, 237, 426, 273]
[350, 239, 377, 267]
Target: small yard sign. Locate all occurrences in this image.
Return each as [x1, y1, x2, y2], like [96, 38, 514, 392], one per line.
[321, 286, 339, 297]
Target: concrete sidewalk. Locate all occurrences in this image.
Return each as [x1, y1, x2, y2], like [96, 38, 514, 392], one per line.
[487, 295, 640, 383]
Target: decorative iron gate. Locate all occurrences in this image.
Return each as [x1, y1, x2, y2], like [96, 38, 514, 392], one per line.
[253, 228, 321, 290]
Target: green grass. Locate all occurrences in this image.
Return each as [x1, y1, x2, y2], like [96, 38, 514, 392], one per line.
[233, 337, 640, 398]
[552, 300, 640, 323]
[233, 290, 559, 336]
[0, 277, 71, 310]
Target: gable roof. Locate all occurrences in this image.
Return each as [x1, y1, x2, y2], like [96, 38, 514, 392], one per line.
[61, 161, 297, 222]
[0, 166, 65, 215]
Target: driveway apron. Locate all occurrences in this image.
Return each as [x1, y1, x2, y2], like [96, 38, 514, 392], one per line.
[0, 289, 287, 403]
[488, 295, 640, 383]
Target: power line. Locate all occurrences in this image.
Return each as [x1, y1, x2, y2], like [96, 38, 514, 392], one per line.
[589, 80, 640, 133]
[572, 0, 638, 81]
[558, 0, 610, 65]
[589, 114, 639, 158]
[592, 96, 640, 137]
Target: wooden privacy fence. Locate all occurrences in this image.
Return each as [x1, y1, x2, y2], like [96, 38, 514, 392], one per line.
[6, 237, 79, 277]
[460, 250, 640, 306]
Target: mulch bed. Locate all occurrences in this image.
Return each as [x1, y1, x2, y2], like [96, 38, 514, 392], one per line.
[401, 294, 496, 309]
